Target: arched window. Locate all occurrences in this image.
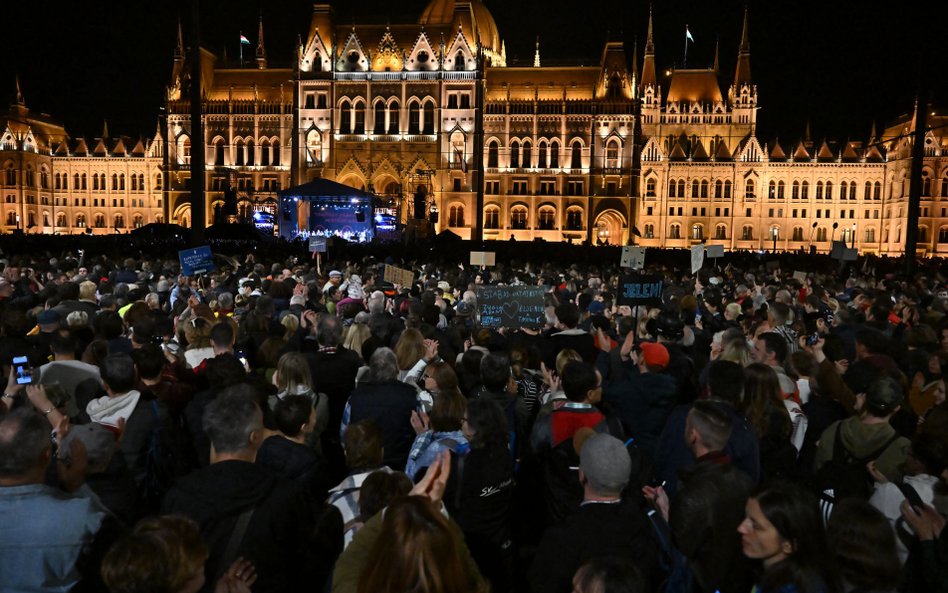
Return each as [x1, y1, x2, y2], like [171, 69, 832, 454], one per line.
[668, 179, 678, 198]
[4, 166, 14, 186]
[487, 141, 499, 168]
[606, 140, 620, 168]
[408, 102, 420, 135]
[56, 212, 66, 227]
[849, 180, 856, 200]
[840, 181, 848, 200]
[864, 181, 872, 200]
[692, 179, 700, 198]
[865, 228, 876, 243]
[73, 173, 80, 189]
[825, 181, 833, 200]
[645, 178, 656, 197]
[801, 181, 809, 199]
[271, 139, 280, 166]
[130, 174, 138, 192]
[374, 101, 386, 134]
[214, 138, 225, 166]
[119, 173, 125, 191]
[742, 225, 754, 240]
[94, 213, 105, 228]
[5, 212, 15, 226]
[644, 223, 655, 238]
[455, 50, 466, 71]
[745, 179, 755, 199]
[792, 227, 804, 241]
[816, 181, 824, 199]
[538, 206, 555, 230]
[75, 213, 86, 228]
[549, 141, 560, 169]
[133, 214, 144, 229]
[570, 142, 582, 169]
[353, 100, 366, 134]
[792, 181, 800, 199]
[715, 224, 727, 240]
[81, 173, 87, 190]
[421, 101, 434, 135]
[260, 139, 271, 166]
[388, 101, 400, 134]
[678, 179, 686, 198]
[245, 139, 255, 166]
[700, 180, 709, 198]
[234, 138, 245, 166]
[777, 180, 785, 199]
[922, 171, 932, 196]
[566, 208, 583, 230]
[522, 141, 533, 169]
[768, 180, 776, 199]
[92, 174, 99, 191]
[816, 227, 827, 242]
[179, 136, 190, 165]
[510, 141, 521, 169]
[939, 227, 948, 243]
[875, 181, 883, 200]
[714, 179, 722, 199]
[340, 99, 352, 134]
[448, 204, 465, 227]
[154, 173, 161, 189]
[537, 141, 548, 169]
[724, 180, 732, 199]
[669, 224, 681, 239]
[54, 172, 60, 190]
[511, 206, 528, 229]
[114, 214, 125, 229]
[484, 206, 500, 229]
[692, 224, 704, 240]
[450, 132, 466, 167]
[306, 130, 322, 164]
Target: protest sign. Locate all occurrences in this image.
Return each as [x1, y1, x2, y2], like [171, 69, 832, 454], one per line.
[476, 285, 546, 328]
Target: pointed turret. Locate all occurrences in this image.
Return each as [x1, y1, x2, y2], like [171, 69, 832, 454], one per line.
[631, 39, 639, 94]
[14, 74, 25, 105]
[804, 119, 811, 142]
[733, 5, 751, 87]
[713, 36, 720, 72]
[869, 120, 878, 144]
[174, 18, 185, 61]
[256, 14, 267, 69]
[102, 119, 109, 140]
[534, 36, 541, 67]
[640, 4, 656, 91]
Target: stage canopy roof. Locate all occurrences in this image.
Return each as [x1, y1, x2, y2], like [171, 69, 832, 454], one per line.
[278, 178, 377, 202]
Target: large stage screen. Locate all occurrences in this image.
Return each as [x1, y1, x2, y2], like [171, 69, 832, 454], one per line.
[309, 200, 374, 243]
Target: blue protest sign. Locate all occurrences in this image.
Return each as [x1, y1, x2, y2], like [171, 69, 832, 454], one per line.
[178, 246, 216, 276]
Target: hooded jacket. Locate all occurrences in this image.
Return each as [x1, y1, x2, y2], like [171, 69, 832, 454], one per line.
[162, 460, 315, 593]
[813, 416, 911, 482]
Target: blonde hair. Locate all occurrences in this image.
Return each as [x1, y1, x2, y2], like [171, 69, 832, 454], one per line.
[555, 348, 582, 377]
[343, 322, 371, 359]
[78, 280, 97, 301]
[394, 328, 426, 371]
[275, 352, 313, 395]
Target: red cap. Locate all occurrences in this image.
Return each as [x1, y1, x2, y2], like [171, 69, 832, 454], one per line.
[639, 342, 670, 370]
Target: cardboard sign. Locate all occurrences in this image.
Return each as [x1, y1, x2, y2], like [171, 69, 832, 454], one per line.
[470, 251, 496, 267]
[793, 271, 808, 283]
[830, 240, 847, 260]
[383, 264, 415, 288]
[476, 285, 546, 328]
[620, 246, 646, 270]
[843, 248, 858, 262]
[308, 236, 327, 253]
[691, 244, 705, 274]
[617, 274, 664, 306]
[178, 246, 215, 276]
[705, 244, 725, 259]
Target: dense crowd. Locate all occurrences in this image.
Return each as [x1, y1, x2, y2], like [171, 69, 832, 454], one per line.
[0, 242, 946, 593]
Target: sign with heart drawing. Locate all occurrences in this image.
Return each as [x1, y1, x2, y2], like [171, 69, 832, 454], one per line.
[476, 285, 546, 329]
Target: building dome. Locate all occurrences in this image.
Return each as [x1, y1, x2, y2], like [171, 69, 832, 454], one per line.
[419, 0, 501, 55]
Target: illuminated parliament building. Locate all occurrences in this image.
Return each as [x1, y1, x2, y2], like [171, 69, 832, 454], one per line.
[2, 0, 946, 254]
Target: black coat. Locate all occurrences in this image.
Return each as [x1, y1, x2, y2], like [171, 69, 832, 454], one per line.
[255, 435, 332, 499]
[530, 498, 658, 593]
[303, 346, 361, 432]
[162, 460, 315, 593]
[345, 379, 418, 470]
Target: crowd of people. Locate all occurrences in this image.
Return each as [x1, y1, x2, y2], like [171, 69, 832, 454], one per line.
[0, 241, 946, 593]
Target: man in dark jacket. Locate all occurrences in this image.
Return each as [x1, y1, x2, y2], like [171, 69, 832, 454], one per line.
[655, 360, 760, 496]
[543, 302, 597, 367]
[668, 401, 753, 593]
[163, 386, 315, 593]
[603, 341, 677, 460]
[530, 433, 657, 593]
[340, 347, 417, 470]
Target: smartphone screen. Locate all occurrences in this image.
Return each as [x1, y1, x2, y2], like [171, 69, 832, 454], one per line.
[13, 356, 32, 385]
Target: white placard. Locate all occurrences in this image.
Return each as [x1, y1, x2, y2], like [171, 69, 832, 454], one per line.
[691, 244, 705, 274]
[705, 244, 724, 259]
[620, 246, 646, 270]
[470, 251, 496, 266]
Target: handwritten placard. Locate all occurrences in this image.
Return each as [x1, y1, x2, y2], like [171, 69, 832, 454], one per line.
[470, 251, 496, 267]
[617, 275, 664, 306]
[178, 246, 215, 276]
[705, 244, 724, 259]
[383, 264, 415, 288]
[691, 244, 705, 273]
[476, 285, 546, 328]
[308, 236, 327, 253]
[620, 246, 646, 270]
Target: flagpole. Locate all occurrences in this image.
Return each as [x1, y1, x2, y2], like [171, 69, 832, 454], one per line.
[240, 30, 243, 65]
[683, 25, 689, 68]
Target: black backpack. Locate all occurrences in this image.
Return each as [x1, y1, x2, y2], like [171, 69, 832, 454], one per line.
[811, 424, 899, 519]
[138, 400, 182, 515]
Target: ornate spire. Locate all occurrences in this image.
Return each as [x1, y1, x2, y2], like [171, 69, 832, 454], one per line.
[713, 35, 720, 72]
[174, 17, 185, 61]
[102, 119, 109, 140]
[733, 4, 751, 87]
[640, 4, 656, 90]
[534, 36, 540, 68]
[631, 37, 639, 88]
[804, 119, 811, 142]
[256, 14, 267, 69]
[14, 74, 25, 105]
[869, 120, 878, 143]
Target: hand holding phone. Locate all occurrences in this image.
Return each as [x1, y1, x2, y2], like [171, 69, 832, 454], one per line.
[13, 356, 32, 385]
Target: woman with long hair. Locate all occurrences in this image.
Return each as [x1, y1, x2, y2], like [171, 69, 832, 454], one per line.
[394, 328, 440, 385]
[270, 351, 328, 448]
[826, 499, 900, 593]
[343, 315, 372, 361]
[182, 316, 214, 369]
[742, 363, 796, 481]
[737, 483, 838, 593]
[406, 387, 468, 480]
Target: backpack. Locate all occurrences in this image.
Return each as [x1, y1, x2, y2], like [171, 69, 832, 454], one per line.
[810, 423, 899, 519]
[138, 400, 181, 515]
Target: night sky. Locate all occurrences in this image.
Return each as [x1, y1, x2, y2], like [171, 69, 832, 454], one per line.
[2, 0, 943, 143]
